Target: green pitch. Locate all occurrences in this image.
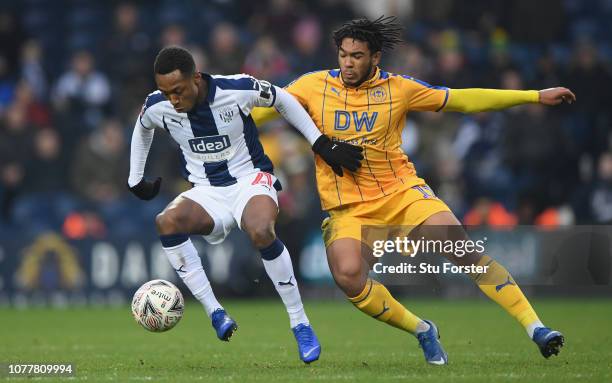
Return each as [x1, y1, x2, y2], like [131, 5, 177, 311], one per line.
[0, 298, 610, 382]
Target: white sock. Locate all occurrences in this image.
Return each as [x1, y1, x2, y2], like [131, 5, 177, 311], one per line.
[415, 320, 431, 334]
[526, 319, 544, 338]
[261, 243, 309, 328]
[163, 238, 222, 317]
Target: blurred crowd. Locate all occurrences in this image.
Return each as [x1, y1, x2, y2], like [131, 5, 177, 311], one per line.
[1, 0, 612, 244]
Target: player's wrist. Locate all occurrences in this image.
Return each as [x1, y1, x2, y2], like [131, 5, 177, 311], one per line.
[128, 177, 162, 200]
[310, 132, 324, 147]
[534, 90, 542, 103]
[127, 176, 143, 188]
[312, 135, 331, 153]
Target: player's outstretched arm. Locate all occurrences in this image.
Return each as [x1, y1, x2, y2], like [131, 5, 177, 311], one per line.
[272, 87, 363, 176]
[443, 87, 576, 113]
[127, 120, 161, 200]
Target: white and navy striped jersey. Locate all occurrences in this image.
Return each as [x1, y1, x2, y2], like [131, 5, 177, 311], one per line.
[139, 73, 278, 188]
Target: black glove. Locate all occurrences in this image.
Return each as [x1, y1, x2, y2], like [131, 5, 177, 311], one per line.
[312, 135, 363, 177]
[128, 177, 161, 200]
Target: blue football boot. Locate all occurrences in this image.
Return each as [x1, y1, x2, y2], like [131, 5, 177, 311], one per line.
[292, 323, 321, 364]
[417, 320, 448, 365]
[211, 308, 238, 341]
[532, 327, 564, 358]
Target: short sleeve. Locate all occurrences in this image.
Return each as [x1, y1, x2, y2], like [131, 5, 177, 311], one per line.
[284, 72, 315, 109]
[400, 75, 449, 112]
[251, 78, 277, 108]
[235, 75, 276, 109]
[139, 104, 154, 129]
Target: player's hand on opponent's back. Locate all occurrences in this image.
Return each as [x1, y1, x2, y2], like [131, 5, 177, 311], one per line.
[312, 135, 364, 177]
[538, 87, 576, 106]
[128, 177, 162, 200]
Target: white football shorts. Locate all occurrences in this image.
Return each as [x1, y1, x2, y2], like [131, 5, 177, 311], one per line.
[180, 171, 280, 244]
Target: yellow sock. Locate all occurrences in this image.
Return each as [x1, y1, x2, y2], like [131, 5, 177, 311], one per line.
[348, 278, 422, 333]
[473, 256, 540, 329]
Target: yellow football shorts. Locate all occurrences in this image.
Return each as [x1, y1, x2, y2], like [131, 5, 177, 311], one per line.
[321, 184, 451, 248]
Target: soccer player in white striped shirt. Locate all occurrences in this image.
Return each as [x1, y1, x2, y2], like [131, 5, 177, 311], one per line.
[128, 46, 363, 363]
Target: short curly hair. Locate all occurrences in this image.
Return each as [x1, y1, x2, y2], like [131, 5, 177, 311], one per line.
[153, 46, 195, 76]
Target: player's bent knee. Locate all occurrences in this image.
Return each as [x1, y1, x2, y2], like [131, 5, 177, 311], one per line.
[332, 263, 366, 297]
[155, 210, 187, 235]
[245, 221, 276, 249]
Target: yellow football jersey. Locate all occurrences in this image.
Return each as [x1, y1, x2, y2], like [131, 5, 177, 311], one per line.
[284, 66, 449, 210]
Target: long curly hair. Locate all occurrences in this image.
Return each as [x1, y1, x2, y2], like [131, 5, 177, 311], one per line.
[332, 16, 404, 53]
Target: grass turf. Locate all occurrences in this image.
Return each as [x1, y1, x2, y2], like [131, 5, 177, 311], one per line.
[0, 299, 610, 382]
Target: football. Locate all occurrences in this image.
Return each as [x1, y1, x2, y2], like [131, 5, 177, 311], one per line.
[131, 279, 184, 332]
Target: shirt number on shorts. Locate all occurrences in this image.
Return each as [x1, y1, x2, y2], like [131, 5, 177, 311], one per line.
[252, 172, 272, 188]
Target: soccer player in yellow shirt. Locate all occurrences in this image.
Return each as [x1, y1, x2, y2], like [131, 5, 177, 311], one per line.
[252, 16, 575, 365]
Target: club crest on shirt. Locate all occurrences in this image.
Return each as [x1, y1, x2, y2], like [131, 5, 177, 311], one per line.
[370, 86, 387, 103]
[218, 107, 234, 123]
